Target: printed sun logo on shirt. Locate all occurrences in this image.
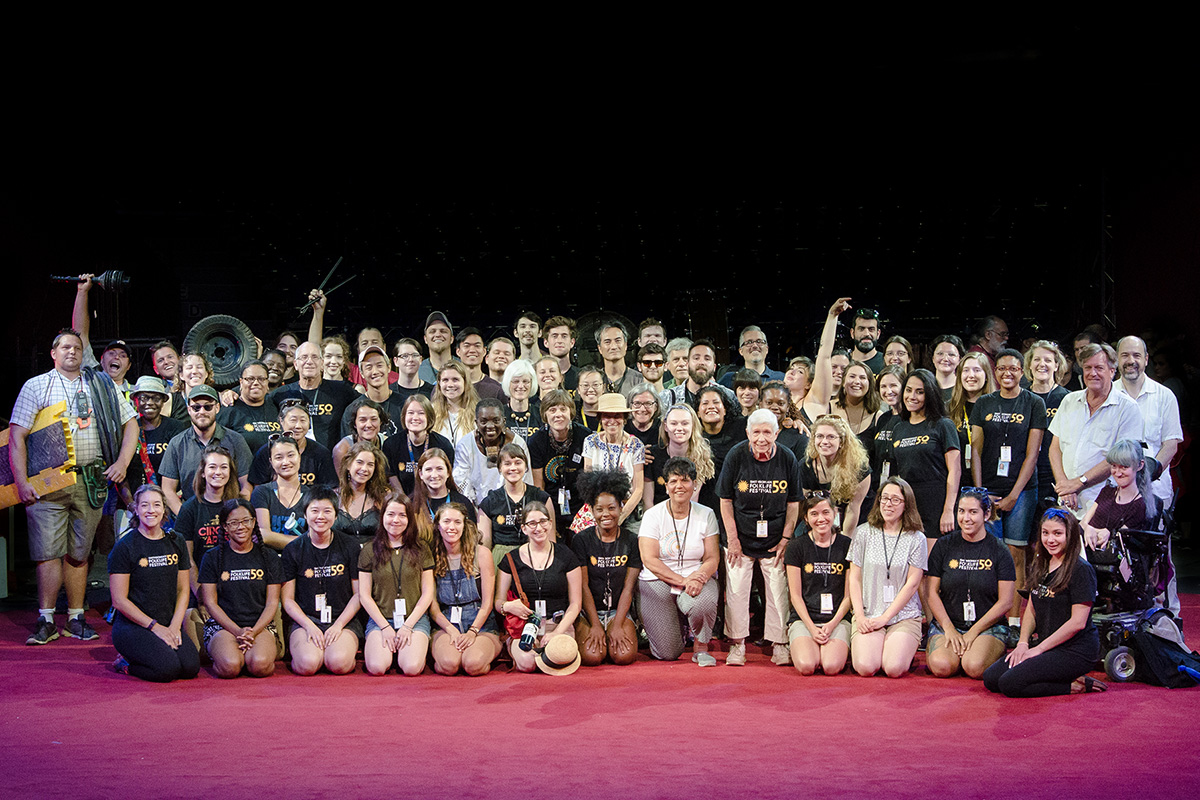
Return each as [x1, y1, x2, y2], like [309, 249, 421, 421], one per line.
[229, 568, 264, 581]
[741, 479, 789, 494]
[984, 412, 1025, 424]
[591, 554, 629, 568]
[304, 568, 315, 578]
[810, 562, 844, 576]
[951, 558, 992, 571]
[221, 571, 231, 582]
[139, 557, 149, 568]
[804, 563, 814, 573]
[894, 435, 931, 449]
[496, 515, 506, 525]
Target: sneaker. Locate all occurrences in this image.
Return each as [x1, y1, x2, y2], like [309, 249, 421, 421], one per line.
[111, 655, 130, 675]
[726, 642, 746, 666]
[26, 619, 59, 646]
[693, 652, 717, 667]
[771, 643, 792, 666]
[64, 616, 99, 641]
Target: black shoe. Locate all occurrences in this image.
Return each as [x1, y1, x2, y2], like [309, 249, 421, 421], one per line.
[64, 616, 99, 641]
[27, 619, 59, 646]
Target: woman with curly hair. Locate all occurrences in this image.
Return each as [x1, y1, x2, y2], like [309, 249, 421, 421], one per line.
[431, 361, 479, 444]
[333, 442, 391, 547]
[984, 508, 1104, 696]
[332, 397, 390, 473]
[947, 351, 996, 483]
[321, 335, 353, 381]
[569, 470, 642, 666]
[800, 415, 871, 536]
[358, 492, 435, 676]
[168, 351, 215, 422]
[644, 404, 715, 509]
[429, 502, 503, 675]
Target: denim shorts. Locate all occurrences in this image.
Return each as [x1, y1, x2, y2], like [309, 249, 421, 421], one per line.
[984, 487, 1038, 546]
[366, 614, 431, 637]
[927, 619, 1009, 646]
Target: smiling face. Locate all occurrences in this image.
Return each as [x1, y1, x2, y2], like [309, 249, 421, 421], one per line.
[420, 457, 449, 493]
[739, 332, 768, 365]
[878, 374, 902, 409]
[136, 491, 166, 529]
[933, 342, 961, 377]
[486, 341, 514, 377]
[437, 506, 465, 548]
[666, 471, 695, 505]
[736, 384, 760, 412]
[813, 423, 841, 460]
[360, 353, 390, 389]
[884, 342, 910, 368]
[270, 441, 300, 479]
[1108, 459, 1140, 490]
[223, 506, 255, 549]
[903, 376, 926, 415]
[476, 406, 506, 445]
[630, 392, 657, 428]
[698, 392, 725, 427]
[348, 450, 376, 487]
[521, 509, 552, 544]
[1030, 347, 1058, 385]
[181, 355, 209, 388]
[403, 402, 428, 435]
[134, 391, 165, 423]
[1081, 352, 1114, 394]
[761, 387, 789, 422]
[1118, 339, 1147, 383]
[438, 369, 465, 402]
[240, 364, 269, 403]
[306, 498, 337, 535]
[878, 484, 906, 524]
[592, 492, 622, 533]
[829, 354, 850, 391]
[101, 348, 130, 383]
[203, 453, 232, 492]
[322, 342, 347, 380]
[599, 327, 627, 363]
[515, 317, 541, 348]
[960, 359, 987, 396]
[383, 501, 409, 541]
[995, 355, 1023, 392]
[294, 342, 322, 381]
[687, 346, 717, 386]
[843, 365, 869, 400]
[600, 412, 626, 437]
[262, 353, 286, 387]
[355, 407, 382, 440]
[508, 375, 532, 401]
[394, 343, 422, 379]
[577, 373, 603, 406]
[425, 321, 452, 355]
[276, 334, 299, 366]
[748, 421, 777, 457]
[499, 452, 527, 485]
[1040, 518, 1068, 559]
[664, 407, 693, 445]
[806, 499, 835, 537]
[456, 335, 485, 368]
[152, 345, 179, 381]
[281, 407, 310, 440]
[536, 360, 562, 395]
[957, 495, 985, 537]
[545, 403, 571, 434]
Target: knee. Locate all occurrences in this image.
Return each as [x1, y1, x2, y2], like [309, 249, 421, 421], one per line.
[399, 657, 425, 677]
[610, 646, 637, 666]
[884, 662, 910, 679]
[962, 653, 993, 680]
[794, 658, 818, 676]
[822, 652, 848, 676]
[213, 656, 243, 680]
[326, 651, 356, 675]
[854, 660, 878, 678]
[434, 653, 462, 676]
[580, 647, 606, 668]
[291, 654, 321, 676]
[247, 654, 276, 677]
[365, 653, 392, 676]
[462, 650, 493, 676]
[927, 651, 957, 678]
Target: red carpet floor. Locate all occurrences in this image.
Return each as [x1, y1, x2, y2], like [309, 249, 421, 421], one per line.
[5, 598, 1200, 800]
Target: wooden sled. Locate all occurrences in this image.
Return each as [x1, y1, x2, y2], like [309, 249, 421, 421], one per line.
[0, 401, 77, 509]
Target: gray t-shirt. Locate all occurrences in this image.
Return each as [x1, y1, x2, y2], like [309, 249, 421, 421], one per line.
[848, 524, 927, 624]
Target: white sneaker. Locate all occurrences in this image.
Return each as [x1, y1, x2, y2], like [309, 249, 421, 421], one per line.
[726, 642, 746, 666]
[692, 651, 717, 667]
[771, 643, 792, 666]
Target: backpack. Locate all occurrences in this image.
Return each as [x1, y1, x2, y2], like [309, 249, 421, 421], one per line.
[1131, 610, 1200, 688]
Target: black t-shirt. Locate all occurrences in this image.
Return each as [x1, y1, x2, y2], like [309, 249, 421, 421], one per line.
[506, 405, 543, 443]
[218, 399, 281, 455]
[175, 496, 225, 568]
[268, 379, 360, 451]
[339, 392, 407, 440]
[381, 431, 456, 495]
[626, 420, 660, 449]
[869, 411, 899, 481]
[777, 426, 809, 460]
[716, 441, 802, 557]
[889, 415, 961, 535]
[108, 530, 190, 625]
[498, 543, 581, 619]
[570, 526, 642, 614]
[248, 440, 338, 489]
[390, 382, 434, 404]
[198, 543, 283, 628]
[969, 390, 1048, 496]
[1033, 385, 1070, 497]
[527, 424, 589, 521]
[783, 533, 852, 624]
[561, 364, 580, 393]
[928, 533, 1016, 630]
[422, 491, 478, 525]
[479, 485, 552, 547]
[701, 416, 748, 538]
[1029, 559, 1099, 655]
[143, 417, 187, 476]
[251, 482, 308, 541]
[280, 532, 360, 622]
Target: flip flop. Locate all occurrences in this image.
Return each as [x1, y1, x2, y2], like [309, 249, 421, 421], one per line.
[1083, 676, 1108, 693]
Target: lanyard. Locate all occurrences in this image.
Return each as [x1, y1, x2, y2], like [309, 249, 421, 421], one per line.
[669, 503, 691, 569]
[880, 528, 899, 583]
[527, 542, 554, 601]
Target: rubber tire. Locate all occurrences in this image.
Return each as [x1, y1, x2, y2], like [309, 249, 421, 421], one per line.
[1104, 645, 1136, 682]
[183, 314, 257, 389]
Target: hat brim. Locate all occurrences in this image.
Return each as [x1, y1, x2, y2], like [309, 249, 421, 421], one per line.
[535, 647, 582, 676]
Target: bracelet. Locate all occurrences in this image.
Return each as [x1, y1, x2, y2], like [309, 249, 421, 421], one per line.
[146, 619, 157, 631]
[468, 626, 480, 634]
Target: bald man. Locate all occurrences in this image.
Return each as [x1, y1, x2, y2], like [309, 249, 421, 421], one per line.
[1115, 336, 1182, 505]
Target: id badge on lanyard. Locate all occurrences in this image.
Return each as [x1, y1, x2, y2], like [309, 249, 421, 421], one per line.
[393, 598, 407, 629]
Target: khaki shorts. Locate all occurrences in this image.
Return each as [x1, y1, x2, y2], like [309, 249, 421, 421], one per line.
[789, 618, 852, 646]
[849, 616, 922, 643]
[26, 481, 103, 562]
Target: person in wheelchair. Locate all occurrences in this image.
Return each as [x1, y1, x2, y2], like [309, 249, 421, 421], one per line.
[1082, 439, 1156, 551]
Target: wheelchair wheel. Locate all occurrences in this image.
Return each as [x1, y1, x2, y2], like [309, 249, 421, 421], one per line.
[1104, 646, 1136, 682]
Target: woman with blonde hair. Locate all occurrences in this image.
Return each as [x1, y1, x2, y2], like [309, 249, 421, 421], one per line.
[431, 361, 479, 444]
[429, 502, 503, 675]
[644, 404, 715, 509]
[1023, 340, 1071, 504]
[947, 352, 996, 482]
[800, 415, 871, 536]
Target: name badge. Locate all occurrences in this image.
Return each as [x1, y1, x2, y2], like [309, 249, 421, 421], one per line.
[559, 488, 571, 515]
[572, 453, 582, 463]
[756, 519, 769, 538]
[450, 605, 463, 625]
[997, 445, 1012, 477]
[880, 462, 891, 482]
[393, 598, 407, 629]
[314, 593, 326, 611]
[881, 584, 896, 604]
[320, 605, 332, 624]
[535, 599, 547, 618]
[996, 458, 1010, 477]
[964, 443, 972, 463]
[963, 601, 976, 623]
[820, 593, 834, 615]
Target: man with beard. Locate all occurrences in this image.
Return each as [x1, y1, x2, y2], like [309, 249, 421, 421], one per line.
[1115, 335, 1181, 505]
[719, 325, 785, 388]
[543, 315, 580, 393]
[636, 343, 668, 394]
[419, 311, 455, 385]
[850, 308, 886, 374]
[967, 315, 1010, 371]
[597, 321, 644, 396]
[218, 360, 280, 454]
[658, 340, 737, 410]
[514, 312, 544, 362]
[1048, 343, 1143, 513]
[10, 326, 139, 645]
[267, 341, 359, 452]
[160, 385, 253, 515]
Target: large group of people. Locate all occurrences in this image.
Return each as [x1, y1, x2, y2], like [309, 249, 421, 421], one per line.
[8, 276, 1186, 697]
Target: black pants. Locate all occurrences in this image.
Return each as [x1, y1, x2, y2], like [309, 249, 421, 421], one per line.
[983, 645, 1095, 697]
[113, 615, 200, 683]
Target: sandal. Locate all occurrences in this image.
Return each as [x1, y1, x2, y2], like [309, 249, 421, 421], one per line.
[1082, 676, 1108, 693]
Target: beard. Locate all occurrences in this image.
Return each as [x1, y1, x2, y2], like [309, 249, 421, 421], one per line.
[688, 366, 713, 385]
[855, 337, 876, 353]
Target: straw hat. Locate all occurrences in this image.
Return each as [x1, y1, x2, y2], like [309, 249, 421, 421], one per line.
[595, 393, 632, 415]
[535, 634, 582, 676]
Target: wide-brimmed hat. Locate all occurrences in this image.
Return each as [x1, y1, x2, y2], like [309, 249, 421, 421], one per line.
[595, 393, 632, 415]
[535, 634, 582, 676]
[130, 375, 169, 398]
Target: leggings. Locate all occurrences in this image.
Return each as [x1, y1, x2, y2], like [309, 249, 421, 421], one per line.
[982, 645, 1096, 697]
[113, 615, 200, 683]
[638, 579, 718, 661]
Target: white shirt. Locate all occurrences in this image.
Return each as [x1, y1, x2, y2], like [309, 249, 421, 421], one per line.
[1115, 376, 1183, 502]
[638, 501, 718, 582]
[452, 433, 532, 503]
[1048, 386, 1143, 507]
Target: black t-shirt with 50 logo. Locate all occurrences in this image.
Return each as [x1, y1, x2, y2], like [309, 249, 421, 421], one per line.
[108, 530, 190, 625]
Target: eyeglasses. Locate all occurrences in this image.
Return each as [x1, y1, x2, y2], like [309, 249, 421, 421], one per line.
[994, 366, 1022, 374]
[269, 433, 299, 444]
[522, 518, 551, 530]
[395, 353, 421, 361]
[741, 338, 767, 348]
[241, 375, 268, 384]
[224, 518, 254, 530]
[878, 495, 905, 506]
[959, 486, 990, 497]
[632, 401, 657, 409]
[190, 402, 216, 412]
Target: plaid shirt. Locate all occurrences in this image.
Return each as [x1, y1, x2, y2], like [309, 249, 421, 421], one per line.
[10, 367, 136, 466]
